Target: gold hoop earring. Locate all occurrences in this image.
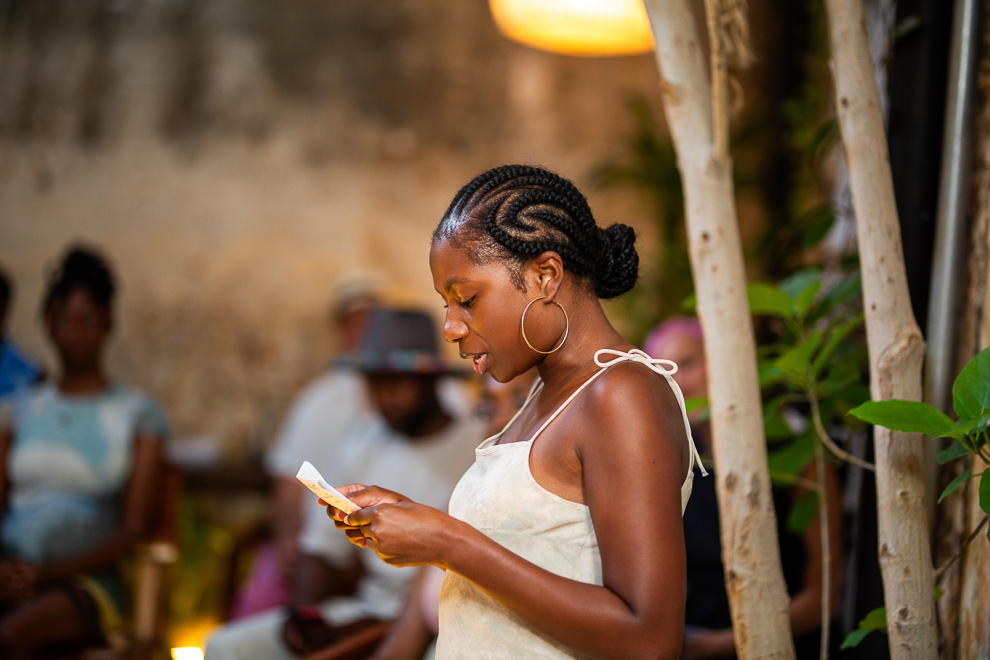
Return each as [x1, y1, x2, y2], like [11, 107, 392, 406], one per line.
[520, 295, 569, 355]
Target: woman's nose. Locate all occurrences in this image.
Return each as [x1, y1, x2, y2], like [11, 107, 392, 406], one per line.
[443, 313, 468, 343]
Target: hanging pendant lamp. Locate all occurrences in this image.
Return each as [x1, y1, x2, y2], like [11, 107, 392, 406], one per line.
[488, 0, 654, 57]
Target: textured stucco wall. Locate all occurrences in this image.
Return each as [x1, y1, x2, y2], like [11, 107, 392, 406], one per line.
[0, 0, 665, 456]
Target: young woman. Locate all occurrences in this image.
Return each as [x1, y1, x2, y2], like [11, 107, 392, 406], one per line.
[0, 247, 168, 658]
[325, 165, 705, 659]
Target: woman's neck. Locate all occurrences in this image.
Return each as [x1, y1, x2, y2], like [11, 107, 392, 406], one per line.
[535, 295, 628, 391]
[58, 363, 109, 395]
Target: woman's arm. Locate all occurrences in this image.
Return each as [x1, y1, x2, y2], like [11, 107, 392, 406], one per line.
[0, 428, 35, 602]
[340, 365, 690, 660]
[35, 433, 163, 584]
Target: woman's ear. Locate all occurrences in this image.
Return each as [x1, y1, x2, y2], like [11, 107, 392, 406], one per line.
[532, 251, 564, 301]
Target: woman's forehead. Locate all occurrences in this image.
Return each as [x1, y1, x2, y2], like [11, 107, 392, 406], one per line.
[430, 240, 476, 279]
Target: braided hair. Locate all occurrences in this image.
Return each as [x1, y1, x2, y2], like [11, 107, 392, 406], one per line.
[433, 165, 638, 299]
[42, 246, 116, 315]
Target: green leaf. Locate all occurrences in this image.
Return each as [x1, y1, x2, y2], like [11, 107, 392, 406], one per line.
[800, 207, 835, 249]
[787, 490, 819, 533]
[775, 332, 823, 384]
[840, 606, 888, 650]
[937, 441, 971, 465]
[981, 470, 990, 520]
[765, 412, 794, 440]
[780, 268, 822, 303]
[758, 361, 785, 388]
[848, 400, 956, 437]
[832, 382, 871, 411]
[681, 292, 697, 313]
[748, 283, 795, 319]
[763, 396, 793, 441]
[944, 416, 987, 440]
[840, 628, 874, 650]
[939, 470, 973, 503]
[684, 397, 708, 414]
[768, 431, 815, 479]
[952, 346, 990, 422]
[795, 280, 823, 319]
[810, 314, 865, 381]
[860, 607, 888, 631]
[975, 425, 989, 449]
[817, 270, 862, 318]
[935, 584, 945, 601]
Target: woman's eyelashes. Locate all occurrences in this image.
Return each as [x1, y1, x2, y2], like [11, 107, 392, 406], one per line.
[440, 291, 476, 311]
[444, 295, 475, 309]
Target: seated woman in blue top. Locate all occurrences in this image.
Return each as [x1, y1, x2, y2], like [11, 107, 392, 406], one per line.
[0, 247, 169, 658]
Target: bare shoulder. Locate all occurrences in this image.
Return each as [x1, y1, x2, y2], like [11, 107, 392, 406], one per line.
[577, 361, 688, 465]
[585, 360, 682, 419]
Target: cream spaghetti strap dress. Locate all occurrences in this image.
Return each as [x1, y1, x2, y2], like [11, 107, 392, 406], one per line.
[436, 349, 707, 659]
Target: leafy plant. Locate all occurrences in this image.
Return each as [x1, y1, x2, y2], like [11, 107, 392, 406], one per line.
[744, 266, 870, 489]
[837, 347, 990, 649]
[848, 346, 990, 527]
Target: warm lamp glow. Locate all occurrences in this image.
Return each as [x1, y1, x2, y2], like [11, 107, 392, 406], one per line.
[171, 648, 204, 660]
[489, 0, 654, 57]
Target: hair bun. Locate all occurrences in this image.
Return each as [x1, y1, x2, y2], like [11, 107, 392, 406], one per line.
[595, 224, 639, 299]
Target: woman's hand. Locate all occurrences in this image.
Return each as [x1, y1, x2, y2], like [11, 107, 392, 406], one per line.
[320, 484, 408, 523]
[323, 485, 457, 567]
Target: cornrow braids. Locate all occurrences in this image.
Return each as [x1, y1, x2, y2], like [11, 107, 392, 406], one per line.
[434, 165, 639, 299]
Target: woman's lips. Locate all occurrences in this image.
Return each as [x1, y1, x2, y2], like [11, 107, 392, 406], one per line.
[471, 353, 488, 375]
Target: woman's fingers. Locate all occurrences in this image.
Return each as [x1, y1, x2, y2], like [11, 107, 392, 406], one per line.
[344, 527, 368, 547]
[343, 507, 374, 526]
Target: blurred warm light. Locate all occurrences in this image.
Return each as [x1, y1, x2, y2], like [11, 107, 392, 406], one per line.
[488, 0, 654, 57]
[169, 617, 219, 660]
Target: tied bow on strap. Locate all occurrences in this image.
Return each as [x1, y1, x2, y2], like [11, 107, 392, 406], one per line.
[594, 348, 679, 377]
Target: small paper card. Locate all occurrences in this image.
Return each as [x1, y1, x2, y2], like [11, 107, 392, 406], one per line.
[296, 460, 361, 515]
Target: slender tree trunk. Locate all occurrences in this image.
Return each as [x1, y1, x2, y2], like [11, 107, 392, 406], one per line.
[823, 1, 937, 657]
[643, 2, 795, 658]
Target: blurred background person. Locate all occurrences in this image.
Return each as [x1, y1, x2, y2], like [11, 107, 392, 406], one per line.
[230, 276, 383, 620]
[205, 307, 482, 660]
[0, 264, 43, 397]
[0, 246, 169, 658]
[643, 317, 844, 660]
[367, 368, 538, 660]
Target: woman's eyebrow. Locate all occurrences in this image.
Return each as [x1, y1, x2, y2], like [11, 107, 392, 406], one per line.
[442, 277, 472, 292]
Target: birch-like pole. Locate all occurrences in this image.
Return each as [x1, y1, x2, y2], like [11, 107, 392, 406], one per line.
[643, 2, 795, 657]
[823, 1, 937, 656]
